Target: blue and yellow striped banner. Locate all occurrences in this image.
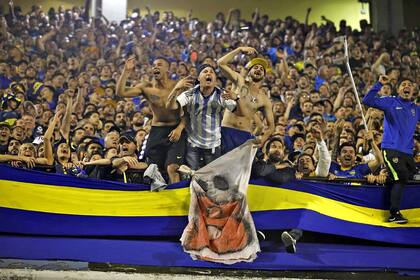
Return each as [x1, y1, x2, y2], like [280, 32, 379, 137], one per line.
[1, 165, 420, 244]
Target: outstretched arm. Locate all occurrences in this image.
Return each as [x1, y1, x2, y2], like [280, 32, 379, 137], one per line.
[321, 15, 334, 25]
[305, 7, 312, 26]
[313, 126, 331, 177]
[251, 8, 259, 27]
[371, 53, 388, 76]
[166, 76, 194, 110]
[366, 131, 383, 172]
[39, 110, 63, 166]
[333, 86, 351, 111]
[362, 75, 393, 111]
[72, 87, 85, 116]
[0, 16, 9, 40]
[60, 96, 73, 141]
[116, 56, 143, 98]
[283, 96, 295, 121]
[217, 47, 256, 85]
[37, 28, 57, 52]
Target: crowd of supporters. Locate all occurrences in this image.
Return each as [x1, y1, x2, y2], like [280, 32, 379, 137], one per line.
[0, 3, 419, 188]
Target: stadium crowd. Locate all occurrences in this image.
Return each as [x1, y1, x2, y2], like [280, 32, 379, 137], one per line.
[0, 2, 419, 228]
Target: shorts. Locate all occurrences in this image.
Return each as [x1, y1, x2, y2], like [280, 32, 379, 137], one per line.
[145, 125, 187, 169]
[221, 126, 254, 155]
[383, 149, 416, 182]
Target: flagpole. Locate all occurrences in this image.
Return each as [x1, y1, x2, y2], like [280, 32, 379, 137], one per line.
[343, 36, 369, 133]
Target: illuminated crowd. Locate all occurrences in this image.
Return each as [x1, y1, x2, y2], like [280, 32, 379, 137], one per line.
[0, 3, 418, 187]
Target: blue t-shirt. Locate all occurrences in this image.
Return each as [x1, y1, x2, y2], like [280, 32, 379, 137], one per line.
[0, 75, 11, 89]
[329, 162, 371, 179]
[314, 75, 326, 91]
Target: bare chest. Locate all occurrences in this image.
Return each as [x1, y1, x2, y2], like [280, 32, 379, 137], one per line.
[145, 88, 170, 107]
[237, 85, 264, 112]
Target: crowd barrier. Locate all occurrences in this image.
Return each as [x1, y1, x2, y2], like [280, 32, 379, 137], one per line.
[0, 164, 420, 245]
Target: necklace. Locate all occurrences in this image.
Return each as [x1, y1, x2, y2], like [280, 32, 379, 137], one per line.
[249, 94, 257, 103]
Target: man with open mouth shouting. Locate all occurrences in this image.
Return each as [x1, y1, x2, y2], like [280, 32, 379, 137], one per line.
[217, 47, 275, 154]
[363, 75, 420, 224]
[117, 56, 186, 183]
[166, 64, 238, 170]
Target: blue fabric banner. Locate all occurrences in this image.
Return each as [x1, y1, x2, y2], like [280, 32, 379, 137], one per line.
[1, 165, 420, 244]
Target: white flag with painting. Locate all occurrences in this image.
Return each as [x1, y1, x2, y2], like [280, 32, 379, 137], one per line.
[180, 140, 260, 264]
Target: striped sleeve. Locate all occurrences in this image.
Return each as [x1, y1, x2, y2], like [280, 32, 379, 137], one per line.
[176, 90, 193, 108]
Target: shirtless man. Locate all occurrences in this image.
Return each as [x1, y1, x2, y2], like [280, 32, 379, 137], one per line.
[217, 47, 275, 154]
[116, 56, 186, 183]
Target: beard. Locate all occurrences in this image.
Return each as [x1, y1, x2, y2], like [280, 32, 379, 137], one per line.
[251, 75, 264, 82]
[268, 153, 283, 163]
[116, 120, 126, 129]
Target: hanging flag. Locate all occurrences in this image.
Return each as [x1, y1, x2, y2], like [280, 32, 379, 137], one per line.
[180, 140, 260, 264]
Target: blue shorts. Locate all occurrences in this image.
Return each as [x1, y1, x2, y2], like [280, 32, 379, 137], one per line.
[221, 127, 254, 155]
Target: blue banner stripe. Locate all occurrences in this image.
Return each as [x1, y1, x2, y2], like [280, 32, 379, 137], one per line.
[0, 165, 187, 191]
[1, 235, 420, 271]
[2, 207, 420, 245]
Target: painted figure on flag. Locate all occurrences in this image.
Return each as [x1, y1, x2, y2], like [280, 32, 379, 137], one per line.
[181, 140, 260, 264]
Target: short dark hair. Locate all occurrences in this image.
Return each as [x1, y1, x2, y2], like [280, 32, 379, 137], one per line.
[52, 72, 65, 79]
[153, 57, 170, 66]
[396, 78, 414, 89]
[309, 112, 323, 120]
[297, 153, 315, 166]
[83, 110, 99, 119]
[338, 142, 355, 154]
[104, 120, 116, 126]
[265, 137, 284, 153]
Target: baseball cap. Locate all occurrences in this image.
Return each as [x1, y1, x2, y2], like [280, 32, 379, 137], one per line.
[119, 133, 136, 144]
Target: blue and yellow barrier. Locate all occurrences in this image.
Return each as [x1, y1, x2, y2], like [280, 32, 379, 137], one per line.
[1, 165, 420, 244]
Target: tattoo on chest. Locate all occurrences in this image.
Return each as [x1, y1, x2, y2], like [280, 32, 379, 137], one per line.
[149, 94, 161, 103]
[240, 85, 257, 103]
[240, 85, 249, 96]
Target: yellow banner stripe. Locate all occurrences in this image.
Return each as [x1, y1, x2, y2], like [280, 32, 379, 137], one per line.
[1, 180, 420, 228]
[247, 184, 420, 227]
[0, 180, 190, 216]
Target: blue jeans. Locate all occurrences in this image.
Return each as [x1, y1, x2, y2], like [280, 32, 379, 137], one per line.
[186, 145, 221, 170]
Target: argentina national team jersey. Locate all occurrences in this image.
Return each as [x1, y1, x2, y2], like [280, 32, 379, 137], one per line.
[177, 85, 236, 149]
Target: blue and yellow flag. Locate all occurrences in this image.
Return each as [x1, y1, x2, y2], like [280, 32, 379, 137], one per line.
[0, 165, 420, 244]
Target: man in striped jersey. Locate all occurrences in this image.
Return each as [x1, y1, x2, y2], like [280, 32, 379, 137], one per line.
[217, 47, 275, 154]
[166, 64, 239, 170]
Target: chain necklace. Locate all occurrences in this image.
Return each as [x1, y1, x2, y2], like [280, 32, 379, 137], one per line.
[248, 94, 257, 103]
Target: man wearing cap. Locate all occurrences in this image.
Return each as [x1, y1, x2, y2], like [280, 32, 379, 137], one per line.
[110, 133, 148, 183]
[117, 56, 186, 183]
[0, 85, 23, 125]
[166, 64, 238, 170]
[85, 138, 104, 161]
[217, 47, 275, 154]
